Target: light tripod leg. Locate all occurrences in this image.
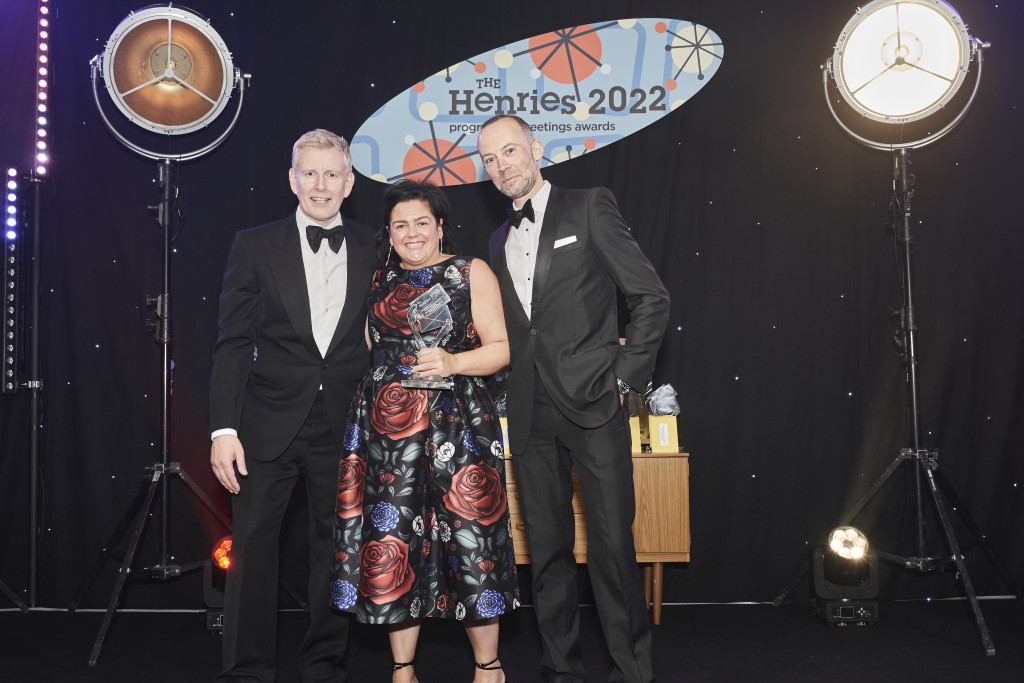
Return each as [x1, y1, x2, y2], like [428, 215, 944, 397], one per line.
[922, 463, 996, 656]
[173, 463, 232, 530]
[88, 468, 162, 667]
[1, 579, 29, 612]
[69, 476, 152, 612]
[836, 452, 911, 528]
[771, 561, 808, 607]
[932, 467, 1023, 600]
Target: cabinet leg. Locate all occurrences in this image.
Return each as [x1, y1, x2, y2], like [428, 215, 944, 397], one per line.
[652, 562, 664, 625]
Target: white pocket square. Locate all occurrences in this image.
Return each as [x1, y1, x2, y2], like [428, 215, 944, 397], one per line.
[554, 235, 577, 249]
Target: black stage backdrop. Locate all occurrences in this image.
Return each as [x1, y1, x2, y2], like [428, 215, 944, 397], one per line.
[1, 0, 1022, 611]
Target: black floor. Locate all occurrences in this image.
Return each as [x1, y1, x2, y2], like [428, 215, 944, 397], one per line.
[2, 599, 1023, 682]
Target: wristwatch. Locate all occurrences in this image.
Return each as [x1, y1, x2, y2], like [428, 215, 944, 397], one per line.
[616, 378, 631, 395]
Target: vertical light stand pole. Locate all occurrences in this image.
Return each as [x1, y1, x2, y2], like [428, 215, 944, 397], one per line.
[28, 169, 43, 609]
[154, 157, 174, 575]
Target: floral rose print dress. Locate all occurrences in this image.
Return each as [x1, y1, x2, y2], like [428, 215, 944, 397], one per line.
[331, 256, 519, 624]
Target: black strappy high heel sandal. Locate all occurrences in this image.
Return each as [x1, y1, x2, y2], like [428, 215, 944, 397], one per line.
[393, 659, 415, 671]
[476, 656, 506, 680]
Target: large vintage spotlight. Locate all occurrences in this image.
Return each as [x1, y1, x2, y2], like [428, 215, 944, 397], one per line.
[90, 3, 249, 159]
[824, 0, 987, 149]
[830, 0, 971, 125]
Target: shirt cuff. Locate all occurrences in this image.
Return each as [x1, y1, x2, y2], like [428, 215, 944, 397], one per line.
[211, 428, 238, 441]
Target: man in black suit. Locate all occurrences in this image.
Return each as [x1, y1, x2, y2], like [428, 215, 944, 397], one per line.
[477, 115, 669, 683]
[209, 128, 374, 682]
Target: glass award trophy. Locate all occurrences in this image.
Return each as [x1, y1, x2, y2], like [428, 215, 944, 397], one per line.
[402, 283, 455, 390]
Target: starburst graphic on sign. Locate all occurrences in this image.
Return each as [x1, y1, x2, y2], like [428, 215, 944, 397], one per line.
[519, 22, 618, 99]
[395, 123, 477, 186]
[659, 21, 723, 82]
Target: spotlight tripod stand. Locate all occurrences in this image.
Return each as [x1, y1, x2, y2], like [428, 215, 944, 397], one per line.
[69, 159, 231, 666]
[773, 149, 1022, 655]
[75, 26, 249, 663]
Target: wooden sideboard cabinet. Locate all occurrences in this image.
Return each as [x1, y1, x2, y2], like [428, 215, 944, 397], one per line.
[503, 451, 690, 624]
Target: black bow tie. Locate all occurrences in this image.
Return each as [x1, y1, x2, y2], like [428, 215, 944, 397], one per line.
[506, 199, 535, 228]
[306, 224, 345, 253]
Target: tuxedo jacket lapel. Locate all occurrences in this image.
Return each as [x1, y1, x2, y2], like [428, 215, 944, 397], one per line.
[327, 225, 373, 357]
[491, 224, 529, 328]
[266, 221, 321, 359]
[529, 185, 564, 322]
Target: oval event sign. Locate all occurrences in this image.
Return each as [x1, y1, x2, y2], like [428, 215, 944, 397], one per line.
[351, 18, 724, 185]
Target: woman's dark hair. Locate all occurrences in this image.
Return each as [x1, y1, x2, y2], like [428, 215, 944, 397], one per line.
[375, 179, 460, 266]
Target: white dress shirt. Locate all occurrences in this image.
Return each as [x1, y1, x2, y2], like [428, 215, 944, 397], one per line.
[504, 180, 551, 319]
[297, 208, 348, 358]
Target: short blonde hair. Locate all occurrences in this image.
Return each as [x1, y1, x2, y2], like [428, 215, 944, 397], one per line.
[291, 128, 352, 172]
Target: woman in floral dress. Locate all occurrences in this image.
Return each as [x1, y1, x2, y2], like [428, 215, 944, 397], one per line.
[331, 180, 517, 683]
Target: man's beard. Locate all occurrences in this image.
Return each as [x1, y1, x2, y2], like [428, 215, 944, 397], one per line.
[501, 172, 536, 200]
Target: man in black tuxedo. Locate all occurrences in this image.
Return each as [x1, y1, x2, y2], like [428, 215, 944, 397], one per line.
[477, 115, 669, 683]
[209, 128, 374, 682]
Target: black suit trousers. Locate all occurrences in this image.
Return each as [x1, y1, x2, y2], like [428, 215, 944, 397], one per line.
[218, 394, 350, 683]
[514, 376, 655, 683]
